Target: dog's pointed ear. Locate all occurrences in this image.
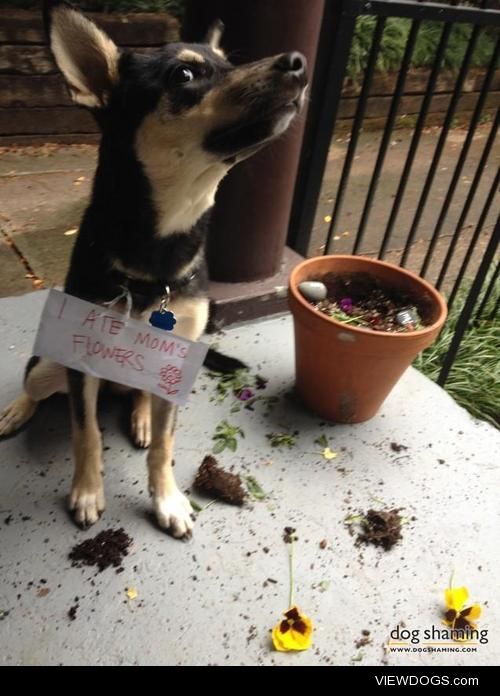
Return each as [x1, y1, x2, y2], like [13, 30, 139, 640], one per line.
[44, 0, 119, 108]
[205, 19, 225, 53]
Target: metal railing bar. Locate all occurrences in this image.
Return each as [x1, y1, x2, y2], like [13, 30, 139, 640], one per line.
[436, 107, 500, 290]
[438, 215, 499, 386]
[447, 166, 500, 309]
[352, 19, 421, 255]
[324, 16, 387, 254]
[419, 35, 500, 277]
[475, 259, 500, 322]
[378, 18, 455, 260]
[490, 291, 500, 321]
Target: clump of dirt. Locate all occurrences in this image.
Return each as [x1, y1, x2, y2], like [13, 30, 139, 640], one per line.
[390, 442, 408, 453]
[311, 272, 433, 333]
[194, 455, 246, 505]
[68, 604, 79, 621]
[357, 509, 403, 550]
[355, 629, 372, 648]
[69, 528, 132, 572]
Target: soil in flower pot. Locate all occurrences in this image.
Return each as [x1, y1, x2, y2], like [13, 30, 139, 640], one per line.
[308, 273, 434, 333]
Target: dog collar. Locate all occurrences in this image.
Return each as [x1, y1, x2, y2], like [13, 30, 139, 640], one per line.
[108, 269, 196, 299]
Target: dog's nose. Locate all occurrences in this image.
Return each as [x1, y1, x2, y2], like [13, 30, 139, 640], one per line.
[273, 52, 307, 78]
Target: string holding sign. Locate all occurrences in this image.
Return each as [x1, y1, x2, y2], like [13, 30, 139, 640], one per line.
[103, 285, 133, 320]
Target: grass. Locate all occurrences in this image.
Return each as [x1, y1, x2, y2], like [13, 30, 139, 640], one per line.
[414, 276, 500, 428]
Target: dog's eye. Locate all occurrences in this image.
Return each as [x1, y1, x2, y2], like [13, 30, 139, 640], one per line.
[171, 66, 195, 84]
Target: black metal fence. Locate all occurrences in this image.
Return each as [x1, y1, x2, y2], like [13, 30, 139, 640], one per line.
[288, 0, 499, 386]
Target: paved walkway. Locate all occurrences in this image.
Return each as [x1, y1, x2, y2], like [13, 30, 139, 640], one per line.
[0, 144, 95, 294]
[0, 124, 497, 297]
[1, 292, 498, 665]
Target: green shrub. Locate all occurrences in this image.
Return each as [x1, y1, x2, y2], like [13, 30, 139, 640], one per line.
[347, 16, 496, 81]
[1, 1, 185, 16]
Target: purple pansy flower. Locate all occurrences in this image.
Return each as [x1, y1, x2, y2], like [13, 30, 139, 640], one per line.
[339, 297, 353, 314]
[236, 388, 254, 401]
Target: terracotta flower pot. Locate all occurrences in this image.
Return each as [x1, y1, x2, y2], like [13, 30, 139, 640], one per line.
[288, 255, 447, 423]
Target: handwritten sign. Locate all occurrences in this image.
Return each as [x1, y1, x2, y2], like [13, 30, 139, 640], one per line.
[33, 289, 208, 405]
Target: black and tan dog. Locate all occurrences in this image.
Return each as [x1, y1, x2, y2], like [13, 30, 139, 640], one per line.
[0, 1, 307, 537]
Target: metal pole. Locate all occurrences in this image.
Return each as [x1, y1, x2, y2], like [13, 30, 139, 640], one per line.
[287, 0, 363, 256]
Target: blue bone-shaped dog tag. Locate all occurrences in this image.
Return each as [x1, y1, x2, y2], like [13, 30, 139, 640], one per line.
[149, 310, 176, 331]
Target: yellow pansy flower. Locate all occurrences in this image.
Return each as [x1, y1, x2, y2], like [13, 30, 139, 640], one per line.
[443, 586, 481, 637]
[272, 606, 313, 652]
[445, 586, 469, 613]
[322, 447, 337, 460]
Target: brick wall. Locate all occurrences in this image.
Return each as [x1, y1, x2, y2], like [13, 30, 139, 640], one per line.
[0, 10, 179, 145]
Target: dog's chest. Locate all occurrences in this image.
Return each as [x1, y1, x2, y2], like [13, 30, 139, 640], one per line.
[154, 162, 229, 237]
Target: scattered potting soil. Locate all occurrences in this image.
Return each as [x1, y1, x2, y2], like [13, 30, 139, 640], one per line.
[69, 528, 132, 572]
[312, 273, 432, 333]
[390, 442, 408, 453]
[68, 604, 79, 621]
[355, 629, 372, 648]
[194, 455, 246, 505]
[283, 526, 298, 544]
[357, 509, 403, 550]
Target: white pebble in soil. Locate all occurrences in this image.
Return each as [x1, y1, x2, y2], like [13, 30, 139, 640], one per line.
[298, 281, 327, 302]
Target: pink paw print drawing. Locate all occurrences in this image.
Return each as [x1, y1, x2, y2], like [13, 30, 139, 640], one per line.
[158, 364, 182, 396]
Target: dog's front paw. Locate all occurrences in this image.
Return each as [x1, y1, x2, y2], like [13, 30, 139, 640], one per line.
[0, 394, 36, 437]
[69, 485, 105, 528]
[153, 490, 194, 539]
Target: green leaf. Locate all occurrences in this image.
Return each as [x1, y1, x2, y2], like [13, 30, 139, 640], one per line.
[212, 420, 244, 451]
[369, 495, 387, 506]
[245, 475, 268, 501]
[318, 580, 330, 593]
[266, 432, 297, 448]
[190, 499, 217, 514]
[212, 439, 226, 454]
[314, 434, 329, 448]
[344, 513, 363, 525]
